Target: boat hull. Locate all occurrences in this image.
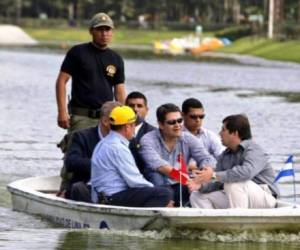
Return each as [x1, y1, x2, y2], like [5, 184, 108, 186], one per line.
[7, 176, 300, 232]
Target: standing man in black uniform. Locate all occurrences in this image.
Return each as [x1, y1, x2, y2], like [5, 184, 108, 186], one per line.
[56, 12, 126, 133]
[55, 12, 126, 196]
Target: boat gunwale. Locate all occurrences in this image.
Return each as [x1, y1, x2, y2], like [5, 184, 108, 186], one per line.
[7, 175, 300, 219]
[7, 182, 161, 217]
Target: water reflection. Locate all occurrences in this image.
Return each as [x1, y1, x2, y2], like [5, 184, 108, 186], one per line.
[2, 228, 300, 250]
[55, 230, 300, 250]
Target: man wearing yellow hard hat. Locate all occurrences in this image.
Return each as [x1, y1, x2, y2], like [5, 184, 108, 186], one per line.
[91, 106, 173, 207]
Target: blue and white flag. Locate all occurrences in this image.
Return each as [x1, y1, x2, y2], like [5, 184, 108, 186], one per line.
[274, 155, 294, 183]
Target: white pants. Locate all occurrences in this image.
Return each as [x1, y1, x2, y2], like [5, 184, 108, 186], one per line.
[190, 180, 277, 209]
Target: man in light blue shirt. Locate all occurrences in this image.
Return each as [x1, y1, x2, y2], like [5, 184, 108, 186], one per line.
[139, 103, 214, 206]
[91, 106, 172, 207]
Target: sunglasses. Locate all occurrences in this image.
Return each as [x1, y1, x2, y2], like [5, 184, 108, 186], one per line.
[165, 118, 183, 125]
[189, 114, 205, 120]
[128, 103, 144, 108]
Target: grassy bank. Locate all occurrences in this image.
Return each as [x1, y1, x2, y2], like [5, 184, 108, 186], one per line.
[218, 36, 300, 63]
[24, 27, 196, 45]
[24, 27, 300, 63]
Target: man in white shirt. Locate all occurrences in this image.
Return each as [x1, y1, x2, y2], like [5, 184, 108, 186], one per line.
[182, 98, 224, 162]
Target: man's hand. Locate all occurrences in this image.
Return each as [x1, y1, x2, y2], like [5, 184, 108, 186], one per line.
[56, 71, 71, 129]
[114, 83, 126, 104]
[57, 111, 70, 129]
[187, 179, 202, 192]
[169, 168, 189, 185]
[188, 160, 198, 171]
[56, 189, 66, 198]
[192, 166, 214, 183]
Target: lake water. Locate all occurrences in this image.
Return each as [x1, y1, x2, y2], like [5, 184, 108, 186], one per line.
[1, 49, 300, 249]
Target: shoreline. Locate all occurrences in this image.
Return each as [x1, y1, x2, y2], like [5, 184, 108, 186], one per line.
[1, 24, 299, 66]
[1, 42, 300, 69]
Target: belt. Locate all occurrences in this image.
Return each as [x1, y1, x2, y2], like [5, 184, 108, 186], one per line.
[272, 192, 278, 199]
[70, 106, 101, 119]
[97, 192, 112, 204]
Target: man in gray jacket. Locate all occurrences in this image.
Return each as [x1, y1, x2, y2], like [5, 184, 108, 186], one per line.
[189, 114, 279, 209]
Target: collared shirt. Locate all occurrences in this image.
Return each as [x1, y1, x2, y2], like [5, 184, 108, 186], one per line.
[139, 129, 214, 184]
[183, 126, 225, 159]
[91, 131, 153, 202]
[201, 139, 279, 196]
[97, 124, 104, 140]
[135, 122, 143, 136]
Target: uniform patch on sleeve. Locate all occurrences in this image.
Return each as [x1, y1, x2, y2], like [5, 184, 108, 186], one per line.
[106, 65, 116, 77]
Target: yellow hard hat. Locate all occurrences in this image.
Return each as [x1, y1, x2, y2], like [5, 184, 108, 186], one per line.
[109, 106, 136, 125]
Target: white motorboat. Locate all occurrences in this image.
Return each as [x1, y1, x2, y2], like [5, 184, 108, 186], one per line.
[7, 176, 300, 232]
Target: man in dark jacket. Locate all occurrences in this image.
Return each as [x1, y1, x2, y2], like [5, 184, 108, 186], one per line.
[65, 101, 121, 201]
[125, 91, 156, 174]
[66, 92, 154, 202]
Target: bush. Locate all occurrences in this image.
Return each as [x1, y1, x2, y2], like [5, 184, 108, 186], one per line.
[281, 22, 300, 39]
[215, 25, 252, 41]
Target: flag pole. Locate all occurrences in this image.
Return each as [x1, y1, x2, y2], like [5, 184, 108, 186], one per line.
[274, 155, 297, 207]
[289, 155, 296, 208]
[292, 158, 297, 208]
[179, 170, 183, 207]
[293, 173, 297, 208]
[179, 154, 183, 207]
[178, 152, 187, 208]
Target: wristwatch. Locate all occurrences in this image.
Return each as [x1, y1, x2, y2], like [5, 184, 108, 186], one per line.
[211, 172, 217, 180]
